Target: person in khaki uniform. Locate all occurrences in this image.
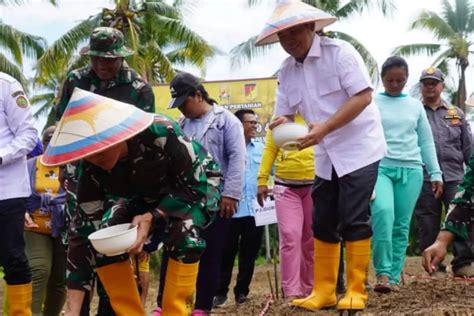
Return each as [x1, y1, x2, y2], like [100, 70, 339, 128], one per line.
[415, 67, 473, 277]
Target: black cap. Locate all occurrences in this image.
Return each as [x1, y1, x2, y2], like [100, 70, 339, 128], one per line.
[168, 72, 202, 109]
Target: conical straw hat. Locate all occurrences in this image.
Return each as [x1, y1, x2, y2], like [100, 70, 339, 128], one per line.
[255, 0, 336, 46]
[41, 88, 155, 166]
[466, 96, 474, 107]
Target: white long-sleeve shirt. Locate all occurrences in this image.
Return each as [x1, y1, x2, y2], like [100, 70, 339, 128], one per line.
[0, 72, 37, 200]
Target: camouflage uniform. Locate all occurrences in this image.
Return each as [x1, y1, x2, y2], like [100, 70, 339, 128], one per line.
[55, 27, 154, 120]
[66, 114, 221, 291]
[443, 153, 474, 252]
[56, 27, 156, 292]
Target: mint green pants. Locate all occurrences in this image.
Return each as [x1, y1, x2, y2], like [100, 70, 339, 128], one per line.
[370, 166, 423, 284]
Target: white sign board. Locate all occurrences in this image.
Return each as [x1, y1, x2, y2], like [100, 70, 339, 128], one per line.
[253, 198, 277, 226]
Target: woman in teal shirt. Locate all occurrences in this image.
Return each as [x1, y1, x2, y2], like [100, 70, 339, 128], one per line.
[371, 56, 443, 293]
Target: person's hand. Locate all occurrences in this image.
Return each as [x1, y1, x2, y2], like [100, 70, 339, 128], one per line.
[269, 116, 292, 130]
[220, 197, 238, 218]
[432, 181, 443, 199]
[257, 185, 268, 207]
[422, 240, 448, 274]
[24, 212, 39, 229]
[127, 211, 157, 255]
[137, 251, 150, 263]
[297, 122, 330, 149]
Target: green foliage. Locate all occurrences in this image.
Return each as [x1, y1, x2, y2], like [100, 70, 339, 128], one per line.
[0, 21, 46, 86]
[393, 0, 474, 111]
[33, 0, 216, 129]
[230, 0, 396, 83]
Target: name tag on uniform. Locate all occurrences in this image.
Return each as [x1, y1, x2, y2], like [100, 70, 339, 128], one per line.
[253, 198, 277, 226]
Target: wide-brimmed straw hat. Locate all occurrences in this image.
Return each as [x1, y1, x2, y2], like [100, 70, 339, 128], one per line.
[41, 88, 155, 166]
[255, 0, 336, 46]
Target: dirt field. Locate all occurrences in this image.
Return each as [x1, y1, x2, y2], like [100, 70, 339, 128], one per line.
[213, 256, 474, 315]
[1, 256, 473, 315]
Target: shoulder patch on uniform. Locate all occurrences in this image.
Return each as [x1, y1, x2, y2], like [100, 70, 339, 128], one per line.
[16, 95, 29, 108]
[11, 90, 25, 98]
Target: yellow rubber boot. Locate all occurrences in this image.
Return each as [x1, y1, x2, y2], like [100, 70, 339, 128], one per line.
[96, 260, 145, 316]
[6, 282, 32, 316]
[291, 239, 340, 310]
[337, 238, 371, 311]
[162, 259, 199, 316]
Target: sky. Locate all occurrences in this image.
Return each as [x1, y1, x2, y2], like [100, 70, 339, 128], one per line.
[2, 0, 469, 128]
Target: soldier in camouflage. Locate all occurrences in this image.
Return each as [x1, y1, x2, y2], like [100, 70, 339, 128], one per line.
[43, 91, 221, 315]
[422, 152, 474, 275]
[56, 26, 154, 119]
[55, 26, 156, 315]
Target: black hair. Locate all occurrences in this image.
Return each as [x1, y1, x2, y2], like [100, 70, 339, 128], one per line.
[188, 85, 218, 105]
[234, 109, 256, 122]
[381, 56, 409, 79]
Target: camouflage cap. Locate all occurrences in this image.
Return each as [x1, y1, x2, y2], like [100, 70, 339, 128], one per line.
[80, 27, 133, 58]
[419, 67, 445, 82]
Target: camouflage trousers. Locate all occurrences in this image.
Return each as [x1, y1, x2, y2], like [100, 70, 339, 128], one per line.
[66, 199, 208, 291]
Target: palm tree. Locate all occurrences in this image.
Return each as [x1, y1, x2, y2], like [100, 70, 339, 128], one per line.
[230, 0, 396, 83]
[392, 0, 474, 110]
[0, 0, 56, 84]
[0, 21, 46, 85]
[37, 0, 216, 84]
[32, 55, 89, 129]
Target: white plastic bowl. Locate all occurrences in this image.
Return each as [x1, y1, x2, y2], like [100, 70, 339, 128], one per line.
[272, 122, 308, 151]
[88, 223, 137, 256]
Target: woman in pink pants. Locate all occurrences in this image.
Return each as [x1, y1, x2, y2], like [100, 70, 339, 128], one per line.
[257, 115, 315, 300]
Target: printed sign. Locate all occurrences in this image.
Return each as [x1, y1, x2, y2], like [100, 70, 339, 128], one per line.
[252, 198, 277, 227]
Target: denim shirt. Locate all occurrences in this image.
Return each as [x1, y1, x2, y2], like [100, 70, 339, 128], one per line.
[234, 140, 264, 218]
[179, 104, 246, 200]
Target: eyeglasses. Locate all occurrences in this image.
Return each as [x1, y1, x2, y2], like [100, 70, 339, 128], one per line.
[242, 120, 258, 125]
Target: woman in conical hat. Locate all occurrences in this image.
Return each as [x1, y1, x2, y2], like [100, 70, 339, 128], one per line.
[256, 0, 387, 313]
[42, 88, 221, 316]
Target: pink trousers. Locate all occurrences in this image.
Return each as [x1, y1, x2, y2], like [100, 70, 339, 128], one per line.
[273, 184, 314, 297]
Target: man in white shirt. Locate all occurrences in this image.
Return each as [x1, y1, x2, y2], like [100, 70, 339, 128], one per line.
[256, 1, 386, 312]
[0, 71, 37, 315]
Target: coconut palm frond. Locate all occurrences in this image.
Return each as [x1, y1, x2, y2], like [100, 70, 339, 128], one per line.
[0, 52, 28, 87]
[336, 0, 396, 19]
[410, 10, 456, 40]
[392, 43, 442, 57]
[229, 35, 277, 69]
[36, 17, 99, 79]
[144, 1, 180, 19]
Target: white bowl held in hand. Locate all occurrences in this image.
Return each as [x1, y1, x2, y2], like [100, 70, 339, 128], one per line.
[88, 223, 137, 256]
[272, 122, 308, 151]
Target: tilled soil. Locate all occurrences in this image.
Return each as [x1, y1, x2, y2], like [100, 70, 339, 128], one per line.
[1, 256, 473, 315]
[213, 257, 474, 315]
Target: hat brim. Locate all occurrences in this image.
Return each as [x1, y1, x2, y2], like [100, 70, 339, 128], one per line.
[40, 88, 155, 167]
[419, 76, 444, 82]
[168, 94, 189, 109]
[79, 46, 134, 58]
[256, 18, 336, 46]
[41, 113, 154, 167]
[465, 96, 474, 107]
